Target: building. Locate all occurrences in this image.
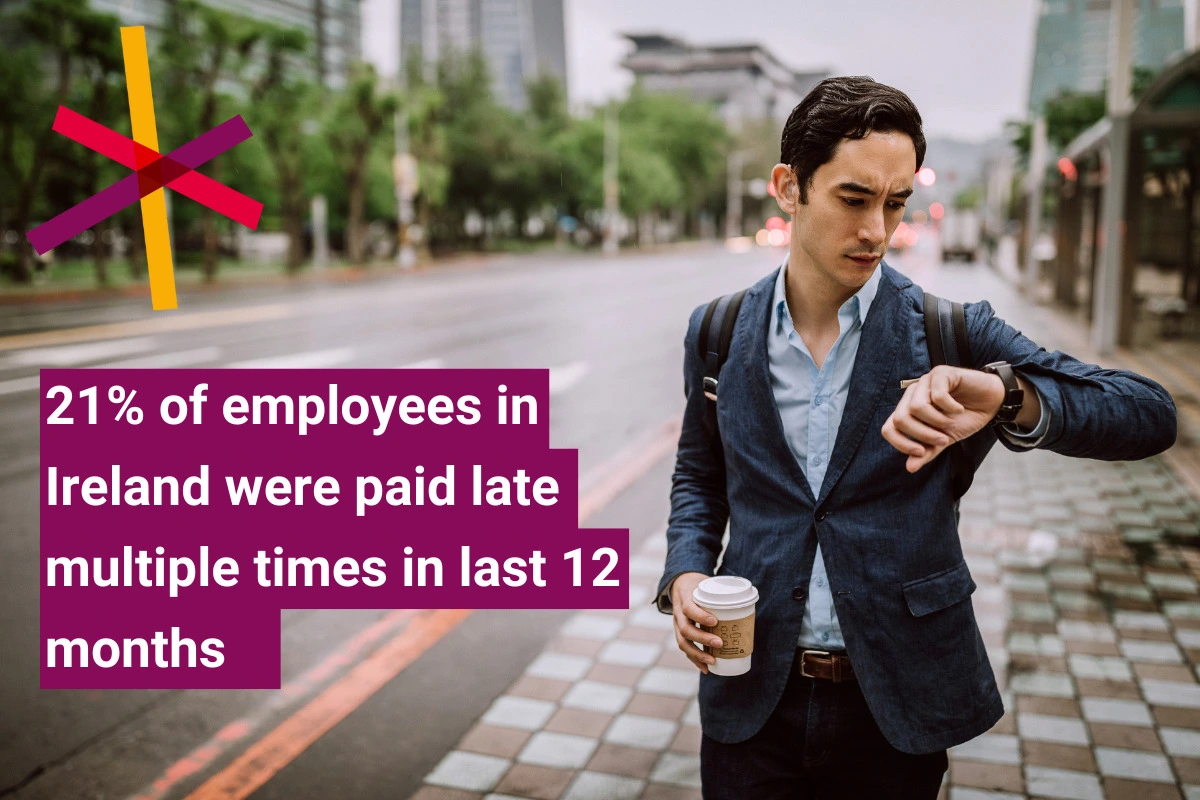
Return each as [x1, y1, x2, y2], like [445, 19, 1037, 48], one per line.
[1027, 0, 1186, 114]
[398, 0, 567, 110]
[0, 0, 362, 89]
[618, 34, 828, 130]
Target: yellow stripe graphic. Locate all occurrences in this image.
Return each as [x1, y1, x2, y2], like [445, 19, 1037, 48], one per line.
[121, 26, 177, 311]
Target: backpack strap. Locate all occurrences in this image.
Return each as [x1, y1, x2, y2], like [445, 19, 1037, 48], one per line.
[923, 292, 974, 500]
[698, 289, 748, 450]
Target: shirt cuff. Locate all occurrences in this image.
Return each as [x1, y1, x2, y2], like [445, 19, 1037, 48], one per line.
[997, 384, 1050, 448]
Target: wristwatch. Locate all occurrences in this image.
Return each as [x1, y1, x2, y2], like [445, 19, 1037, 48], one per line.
[982, 361, 1023, 426]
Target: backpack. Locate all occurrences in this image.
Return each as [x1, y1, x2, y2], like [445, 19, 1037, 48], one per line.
[698, 288, 975, 500]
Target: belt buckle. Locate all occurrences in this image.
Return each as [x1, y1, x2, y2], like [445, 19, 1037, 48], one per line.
[799, 649, 830, 678]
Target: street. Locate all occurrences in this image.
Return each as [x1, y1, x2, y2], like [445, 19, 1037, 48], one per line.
[3, 240, 1200, 799]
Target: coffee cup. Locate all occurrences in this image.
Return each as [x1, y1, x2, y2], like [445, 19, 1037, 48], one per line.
[693, 576, 759, 676]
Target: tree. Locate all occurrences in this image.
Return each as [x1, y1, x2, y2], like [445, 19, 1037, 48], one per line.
[247, 25, 314, 271]
[325, 63, 397, 264]
[156, 0, 264, 280]
[0, 0, 121, 282]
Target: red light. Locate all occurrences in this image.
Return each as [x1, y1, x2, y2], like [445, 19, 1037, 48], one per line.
[929, 202, 944, 220]
[765, 216, 786, 231]
[1058, 157, 1077, 182]
[917, 168, 936, 187]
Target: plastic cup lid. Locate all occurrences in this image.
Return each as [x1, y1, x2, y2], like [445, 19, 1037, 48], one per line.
[692, 576, 759, 610]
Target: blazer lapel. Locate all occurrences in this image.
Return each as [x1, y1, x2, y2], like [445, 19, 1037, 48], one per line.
[741, 266, 817, 507]
[816, 268, 902, 505]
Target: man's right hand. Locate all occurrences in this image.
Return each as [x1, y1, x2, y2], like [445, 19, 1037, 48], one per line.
[670, 572, 722, 674]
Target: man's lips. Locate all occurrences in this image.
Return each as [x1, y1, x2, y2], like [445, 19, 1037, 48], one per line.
[847, 254, 879, 265]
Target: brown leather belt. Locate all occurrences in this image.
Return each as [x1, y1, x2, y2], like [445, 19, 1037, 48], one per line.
[798, 650, 856, 683]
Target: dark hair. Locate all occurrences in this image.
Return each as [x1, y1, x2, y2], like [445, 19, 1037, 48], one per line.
[780, 76, 926, 204]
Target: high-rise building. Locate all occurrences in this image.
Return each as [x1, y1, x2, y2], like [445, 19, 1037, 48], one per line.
[619, 34, 828, 130]
[398, 0, 567, 110]
[1027, 0, 1186, 114]
[0, 0, 362, 89]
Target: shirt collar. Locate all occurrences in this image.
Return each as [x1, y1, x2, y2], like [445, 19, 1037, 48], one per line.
[773, 257, 882, 330]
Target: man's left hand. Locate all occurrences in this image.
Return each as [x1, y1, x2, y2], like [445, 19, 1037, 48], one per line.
[881, 365, 1009, 473]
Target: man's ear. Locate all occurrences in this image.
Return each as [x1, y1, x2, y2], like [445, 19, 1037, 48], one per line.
[770, 164, 799, 215]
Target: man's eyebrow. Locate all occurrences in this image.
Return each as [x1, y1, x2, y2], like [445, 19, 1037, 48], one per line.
[837, 182, 914, 199]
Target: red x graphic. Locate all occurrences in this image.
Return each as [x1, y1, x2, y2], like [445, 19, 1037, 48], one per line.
[53, 105, 263, 228]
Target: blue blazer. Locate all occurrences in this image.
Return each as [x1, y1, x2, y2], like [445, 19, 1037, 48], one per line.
[655, 262, 1177, 754]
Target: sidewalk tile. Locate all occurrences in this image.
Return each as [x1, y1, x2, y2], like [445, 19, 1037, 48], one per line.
[628, 607, 675, 630]
[618, 627, 670, 644]
[508, 675, 572, 702]
[584, 742, 660, 779]
[603, 714, 678, 749]
[1016, 712, 1089, 745]
[459, 724, 534, 759]
[1176, 756, 1200, 784]
[1115, 612, 1172, 631]
[1081, 697, 1153, 726]
[1010, 672, 1075, 697]
[561, 680, 633, 714]
[624, 692, 689, 721]
[426, 751, 512, 792]
[560, 614, 624, 641]
[948, 760, 1024, 793]
[413, 788, 484, 800]
[668, 725, 701, 754]
[526, 653, 593, 681]
[637, 667, 698, 698]
[1155, 707, 1200, 729]
[1076, 679, 1143, 700]
[681, 699, 701, 726]
[1103, 779, 1184, 800]
[951, 734, 1020, 765]
[482, 696, 558, 731]
[494, 764, 576, 800]
[560, 771, 644, 800]
[1068, 654, 1134, 681]
[947, 790, 1024, 800]
[1022, 740, 1096, 772]
[1016, 695, 1081, 717]
[544, 708, 615, 738]
[1088, 722, 1164, 751]
[517, 732, 599, 769]
[1122, 640, 1185, 664]
[1136, 663, 1197, 683]
[1144, 680, 1200, 708]
[1096, 747, 1175, 782]
[1023, 765, 1103, 800]
[585, 663, 645, 688]
[649, 752, 702, 788]
[639, 785, 703, 800]
[597, 641, 661, 668]
[1163, 728, 1200, 757]
[547, 637, 606, 658]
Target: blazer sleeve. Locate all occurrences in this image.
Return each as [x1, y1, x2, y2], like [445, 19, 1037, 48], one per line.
[654, 303, 730, 613]
[964, 299, 1177, 461]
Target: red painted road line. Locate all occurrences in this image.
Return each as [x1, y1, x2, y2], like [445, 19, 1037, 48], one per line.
[126, 418, 681, 800]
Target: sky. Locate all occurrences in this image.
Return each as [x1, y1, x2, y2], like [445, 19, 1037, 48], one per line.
[363, 0, 1042, 142]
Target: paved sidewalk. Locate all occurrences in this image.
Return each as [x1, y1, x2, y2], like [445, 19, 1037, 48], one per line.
[409, 436, 1200, 799]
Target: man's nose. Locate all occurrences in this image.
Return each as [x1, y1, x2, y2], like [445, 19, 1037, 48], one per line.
[859, 210, 886, 249]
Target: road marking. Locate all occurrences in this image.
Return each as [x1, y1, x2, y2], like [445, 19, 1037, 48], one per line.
[226, 347, 356, 370]
[126, 609, 418, 800]
[93, 346, 222, 369]
[548, 360, 589, 396]
[0, 375, 40, 396]
[0, 304, 293, 352]
[181, 610, 471, 800]
[4, 336, 156, 367]
[399, 357, 445, 369]
[131, 416, 682, 800]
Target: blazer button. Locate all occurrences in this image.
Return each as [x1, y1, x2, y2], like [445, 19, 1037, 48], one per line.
[792, 587, 806, 602]
[816, 511, 829, 521]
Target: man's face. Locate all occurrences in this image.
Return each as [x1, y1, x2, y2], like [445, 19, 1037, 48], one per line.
[773, 130, 916, 291]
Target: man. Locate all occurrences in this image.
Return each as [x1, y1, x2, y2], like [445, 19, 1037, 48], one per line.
[654, 76, 1177, 798]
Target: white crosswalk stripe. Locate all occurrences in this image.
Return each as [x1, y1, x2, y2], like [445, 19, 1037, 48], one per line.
[3, 337, 157, 367]
[225, 347, 357, 369]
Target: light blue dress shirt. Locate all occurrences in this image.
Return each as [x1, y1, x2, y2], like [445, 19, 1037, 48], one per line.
[767, 261, 1049, 651]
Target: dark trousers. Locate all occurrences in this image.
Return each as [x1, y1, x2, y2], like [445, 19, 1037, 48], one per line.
[700, 649, 948, 799]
